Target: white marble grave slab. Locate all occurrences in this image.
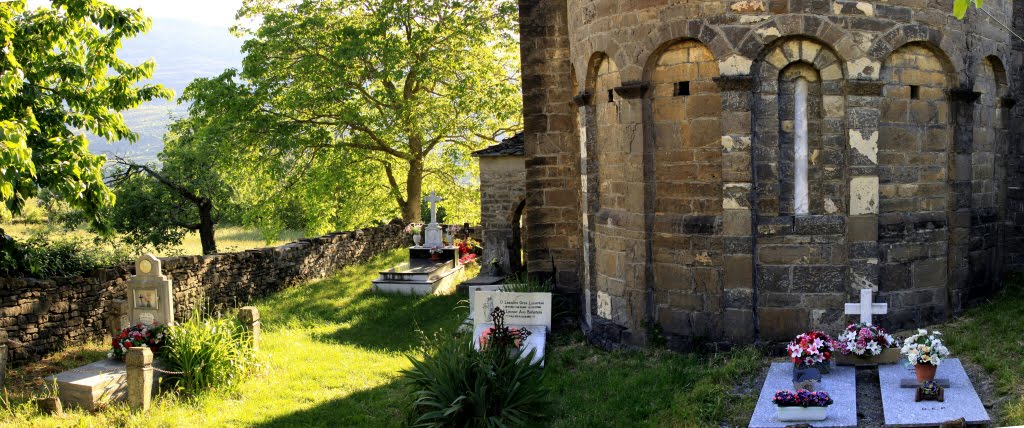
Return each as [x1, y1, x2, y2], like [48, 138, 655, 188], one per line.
[748, 362, 857, 428]
[879, 358, 990, 427]
[472, 323, 546, 364]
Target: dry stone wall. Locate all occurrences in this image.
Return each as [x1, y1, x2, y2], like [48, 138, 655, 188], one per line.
[0, 220, 406, 364]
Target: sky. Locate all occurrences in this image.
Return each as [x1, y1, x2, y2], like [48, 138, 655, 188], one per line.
[25, 0, 244, 28]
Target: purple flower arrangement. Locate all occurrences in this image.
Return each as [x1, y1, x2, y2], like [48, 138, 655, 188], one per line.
[771, 389, 834, 407]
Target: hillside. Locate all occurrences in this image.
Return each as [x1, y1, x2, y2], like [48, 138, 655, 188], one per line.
[88, 18, 244, 163]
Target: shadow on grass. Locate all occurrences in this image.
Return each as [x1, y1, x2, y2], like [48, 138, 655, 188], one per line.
[257, 249, 469, 353]
[249, 379, 411, 428]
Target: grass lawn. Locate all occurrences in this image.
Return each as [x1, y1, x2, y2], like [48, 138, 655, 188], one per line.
[2, 222, 306, 257]
[4, 250, 1023, 427]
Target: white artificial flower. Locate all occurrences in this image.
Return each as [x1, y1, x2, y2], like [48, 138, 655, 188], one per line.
[918, 329, 927, 335]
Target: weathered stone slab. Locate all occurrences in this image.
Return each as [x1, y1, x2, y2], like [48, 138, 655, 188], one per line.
[371, 261, 463, 296]
[880, 358, 990, 427]
[48, 358, 168, 411]
[749, 362, 857, 428]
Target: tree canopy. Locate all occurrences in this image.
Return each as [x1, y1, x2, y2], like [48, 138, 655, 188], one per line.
[179, 0, 520, 236]
[0, 0, 172, 230]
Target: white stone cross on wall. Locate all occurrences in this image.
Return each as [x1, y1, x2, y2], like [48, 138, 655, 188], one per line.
[844, 288, 888, 325]
[426, 191, 442, 224]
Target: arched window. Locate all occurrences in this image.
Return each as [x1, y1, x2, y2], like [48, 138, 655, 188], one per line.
[794, 77, 809, 215]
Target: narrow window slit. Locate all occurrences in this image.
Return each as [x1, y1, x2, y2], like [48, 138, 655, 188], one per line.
[608, 89, 614, 103]
[674, 81, 690, 96]
[910, 85, 920, 100]
[794, 77, 809, 215]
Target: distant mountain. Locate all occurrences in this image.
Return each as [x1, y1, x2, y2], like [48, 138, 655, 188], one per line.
[89, 19, 244, 163]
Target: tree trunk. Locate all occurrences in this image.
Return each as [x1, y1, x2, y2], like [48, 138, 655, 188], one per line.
[404, 158, 424, 223]
[198, 200, 217, 255]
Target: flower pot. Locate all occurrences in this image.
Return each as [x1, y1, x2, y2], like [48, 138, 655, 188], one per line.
[430, 253, 441, 262]
[412, 234, 421, 247]
[795, 361, 831, 374]
[915, 363, 938, 382]
[776, 405, 829, 422]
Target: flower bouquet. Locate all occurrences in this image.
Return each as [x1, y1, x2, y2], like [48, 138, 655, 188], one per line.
[109, 322, 166, 360]
[787, 331, 837, 374]
[900, 329, 950, 382]
[772, 389, 833, 421]
[405, 223, 423, 246]
[834, 322, 901, 366]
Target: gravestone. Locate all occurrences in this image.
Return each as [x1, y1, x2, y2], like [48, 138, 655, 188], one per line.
[748, 362, 857, 428]
[844, 288, 887, 325]
[50, 254, 174, 410]
[127, 254, 174, 327]
[423, 191, 444, 247]
[472, 290, 551, 364]
[879, 359, 990, 427]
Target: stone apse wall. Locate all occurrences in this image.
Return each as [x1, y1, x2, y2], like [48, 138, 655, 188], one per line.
[0, 220, 407, 363]
[519, 0, 1024, 348]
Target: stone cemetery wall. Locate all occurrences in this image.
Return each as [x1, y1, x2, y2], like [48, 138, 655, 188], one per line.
[0, 220, 407, 363]
[519, 0, 1024, 348]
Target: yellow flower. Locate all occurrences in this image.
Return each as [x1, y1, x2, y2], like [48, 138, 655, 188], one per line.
[921, 354, 931, 363]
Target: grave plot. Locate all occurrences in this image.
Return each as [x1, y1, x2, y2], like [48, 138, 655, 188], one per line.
[748, 362, 858, 428]
[372, 191, 463, 295]
[879, 359, 990, 427]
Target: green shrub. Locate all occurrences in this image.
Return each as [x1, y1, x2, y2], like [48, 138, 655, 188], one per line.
[403, 322, 550, 426]
[160, 310, 256, 394]
[0, 233, 133, 277]
[500, 273, 553, 293]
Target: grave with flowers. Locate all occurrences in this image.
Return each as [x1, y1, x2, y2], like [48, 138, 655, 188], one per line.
[372, 191, 465, 295]
[47, 255, 174, 411]
[748, 287, 990, 427]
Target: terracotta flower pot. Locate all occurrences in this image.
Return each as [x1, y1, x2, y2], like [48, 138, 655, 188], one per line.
[915, 363, 938, 382]
[430, 253, 441, 261]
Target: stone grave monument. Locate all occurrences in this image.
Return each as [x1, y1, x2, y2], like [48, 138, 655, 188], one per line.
[471, 290, 551, 364]
[879, 359, 990, 426]
[49, 254, 172, 410]
[372, 191, 463, 295]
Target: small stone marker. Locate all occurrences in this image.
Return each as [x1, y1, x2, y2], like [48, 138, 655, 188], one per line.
[748, 362, 857, 428]
[472, 291, 551, 364]
[126, 347, 153, 411]
[237, 306, 261, 351]
[879, 359, 990, 427]
[423, 191, 444, 247]
[844, 288, 887, 325]
[127, 254, 174, 327]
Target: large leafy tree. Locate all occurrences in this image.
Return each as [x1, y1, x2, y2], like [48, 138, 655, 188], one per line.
[190, 0, 520, 230]
[0, 0, 172, 233]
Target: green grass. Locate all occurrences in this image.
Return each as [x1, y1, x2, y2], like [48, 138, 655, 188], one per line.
[9, 249, 1022, 427]
[940, 275, 1024, 425]
[1, 222, 306, 257]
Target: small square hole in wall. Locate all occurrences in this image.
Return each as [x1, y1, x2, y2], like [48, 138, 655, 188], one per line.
[674, 81, 690, 96]
[910, 85, 920, 100]
[608, 89, 614, 103]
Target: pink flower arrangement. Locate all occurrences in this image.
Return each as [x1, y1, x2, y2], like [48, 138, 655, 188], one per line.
[835, 322, 899, 356]
[787, 331, 837, 366]
[772, 389, 833, 407]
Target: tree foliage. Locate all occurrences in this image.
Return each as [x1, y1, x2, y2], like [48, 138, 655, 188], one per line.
[0, 0, 172, 231]
[180, 0, 520, 236]
[105, 117, 235, 255]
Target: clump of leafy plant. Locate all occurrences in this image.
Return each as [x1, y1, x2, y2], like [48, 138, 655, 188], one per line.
[403, 308, 550, 427]
[159, 309, 256, 394]
[0, 232, 133, 277]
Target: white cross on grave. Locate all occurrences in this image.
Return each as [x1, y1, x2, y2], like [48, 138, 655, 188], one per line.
[423, 191, 444, 247]
[426, 191, 442, 224]
[845, 288, 888, 325]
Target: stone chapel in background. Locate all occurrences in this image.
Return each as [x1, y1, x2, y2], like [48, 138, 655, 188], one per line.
[512, 0, 1024, 349]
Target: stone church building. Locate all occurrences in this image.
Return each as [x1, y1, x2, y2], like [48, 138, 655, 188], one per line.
[509, 0, 1024, 348]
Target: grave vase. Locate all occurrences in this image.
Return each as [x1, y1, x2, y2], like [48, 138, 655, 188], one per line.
[413, 234, 421, 247]
[795, 361, 831, 374]
[775, 405, 829, 422]
[914, 363, 938, 382]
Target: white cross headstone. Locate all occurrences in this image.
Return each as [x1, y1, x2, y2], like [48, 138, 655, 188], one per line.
[844, 288, 887, 325]
[126, 254, 174, 327]
[423, 191, 444, 247]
